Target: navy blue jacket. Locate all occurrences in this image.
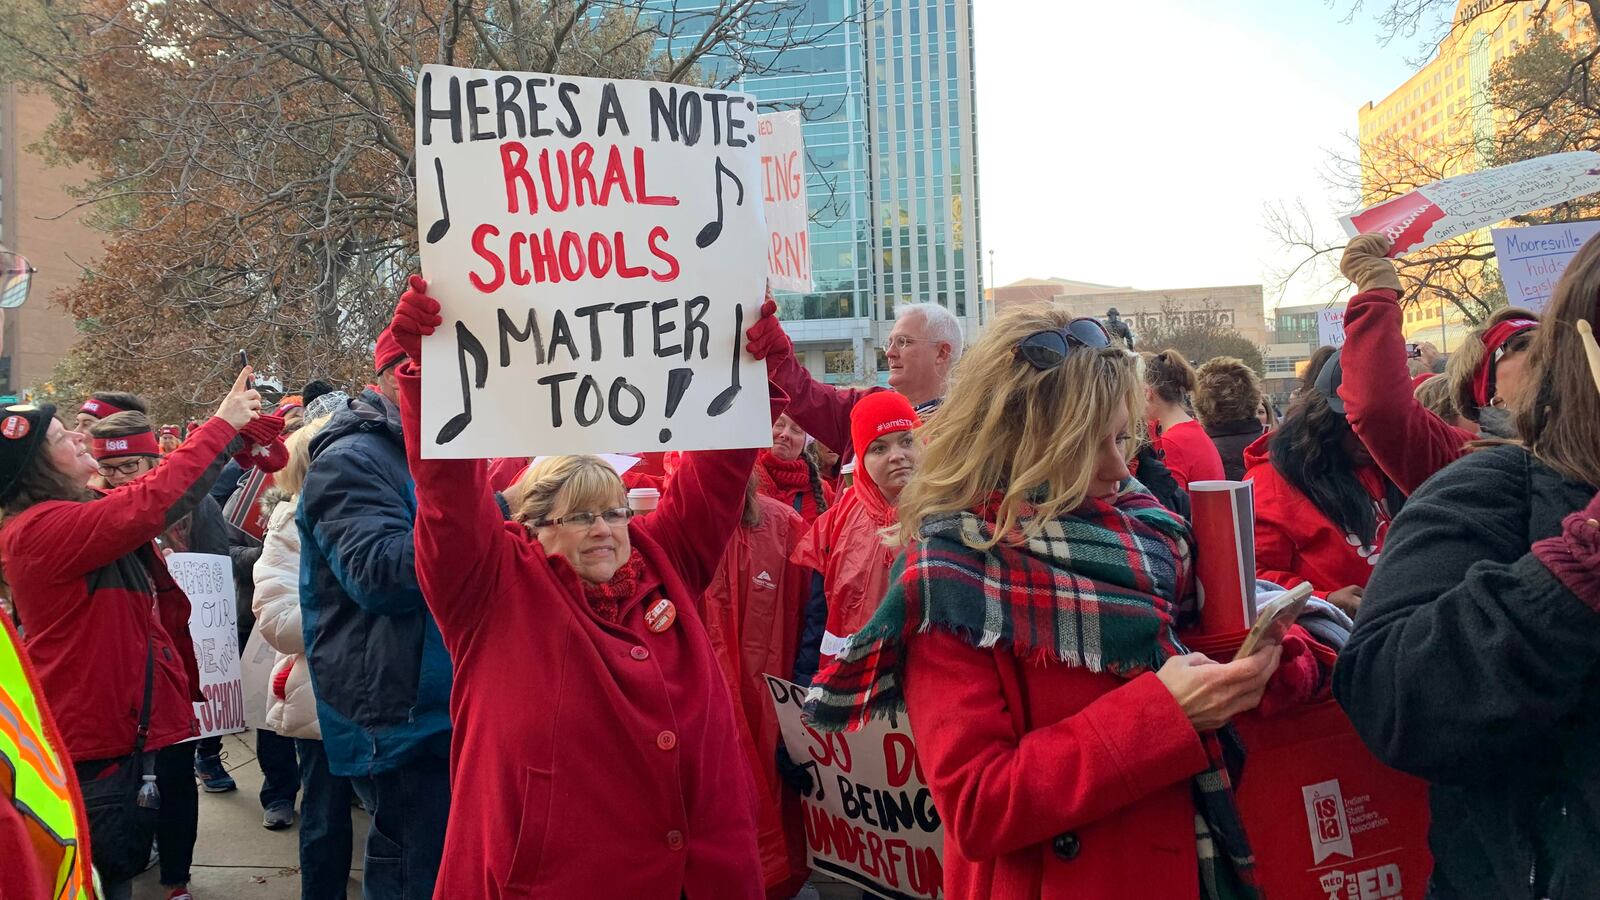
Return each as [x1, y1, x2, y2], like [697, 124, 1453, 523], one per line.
[297, 390, 452, 777]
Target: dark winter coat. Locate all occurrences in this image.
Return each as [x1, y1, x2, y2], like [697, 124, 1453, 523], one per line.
[1202, 418, 1263, 482]
[1334, 444, 1600, 899]
[297, 390, 452, 777]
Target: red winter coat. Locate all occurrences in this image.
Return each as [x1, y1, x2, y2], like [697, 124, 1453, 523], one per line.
[398, 364, 767, 900]
[699, 494, 810, 891]
[1243, 435, 1392, 596]
[903, 630, 1212, 899]
[2, 419, 236, 761]
[791, 486, 896, 646]
[1339, 288, 1476, 495]
[1150, 419, 1224, 491]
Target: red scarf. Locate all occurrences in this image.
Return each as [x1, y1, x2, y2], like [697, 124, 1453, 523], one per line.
[579, 551, 645, 623]
[757, 450, 813, 495]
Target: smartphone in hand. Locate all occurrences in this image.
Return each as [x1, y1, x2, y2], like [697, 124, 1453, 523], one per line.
[1234, 582, 1314, 661]
[238, 349, 253, 389]
[1405, 342, 1421, 359]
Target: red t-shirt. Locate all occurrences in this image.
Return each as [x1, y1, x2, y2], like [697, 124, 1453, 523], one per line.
[1151, 419, 1225, 490]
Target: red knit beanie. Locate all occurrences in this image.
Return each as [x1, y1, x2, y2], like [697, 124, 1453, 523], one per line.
[374, 326, 407, 374]
[1472, 318, 1538, 407]
[850, 391, 922, 477]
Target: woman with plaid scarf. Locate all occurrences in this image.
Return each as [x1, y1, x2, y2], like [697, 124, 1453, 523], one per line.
[804, 308, 1286, 900]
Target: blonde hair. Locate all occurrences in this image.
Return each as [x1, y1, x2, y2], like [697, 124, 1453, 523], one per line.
[1412, 374, 1459, 425]
[507, 455, 626, 525]
[897, 305, 1143, 550]
[274, 417, 330, 497]
[1448, 306, 1539, 422]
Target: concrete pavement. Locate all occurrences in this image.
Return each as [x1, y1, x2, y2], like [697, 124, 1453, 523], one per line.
[131, 732, 865, 899]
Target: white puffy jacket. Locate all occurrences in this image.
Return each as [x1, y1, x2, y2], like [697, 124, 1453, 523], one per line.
[251, 495, 320, 740]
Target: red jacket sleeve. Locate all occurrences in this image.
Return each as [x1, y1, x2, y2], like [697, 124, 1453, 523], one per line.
[764, 350, 871, 455]
[639, 389, 787, 599]
[1339, 289, 1475, 495]
[7, 417, 238, 577]
[396, 362, 510, 644]
[901, 629, 1209, 861]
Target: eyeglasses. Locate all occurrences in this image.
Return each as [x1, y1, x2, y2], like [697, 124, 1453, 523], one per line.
[1500, 330, 1534, 356]
[98, 458, 150, 477]
[886, 335, 941, 352]
[1014, 318, 1113, 370]
[533, 507, 635, 529]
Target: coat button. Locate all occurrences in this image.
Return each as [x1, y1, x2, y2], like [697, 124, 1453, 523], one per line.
[1052, 832, 1080, 861]
[630, 646, 650, 661]
[656, 730, 677, 751]
[666, 829, 685, 851]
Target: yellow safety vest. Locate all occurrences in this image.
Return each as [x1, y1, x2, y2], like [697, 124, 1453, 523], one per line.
[0, 611, 95, 900]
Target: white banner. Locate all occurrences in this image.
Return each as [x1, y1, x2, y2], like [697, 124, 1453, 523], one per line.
[415, 66, 771, 458]
[758, 111, 812, 293]
[1340, 151, 1600, 256]
[1316, 308, 1347, 349]
[765, 677, 944, 899]
[1491, 221, 1600, 313]
[239, 627, 275, 732]
[166, 552, 246, 739]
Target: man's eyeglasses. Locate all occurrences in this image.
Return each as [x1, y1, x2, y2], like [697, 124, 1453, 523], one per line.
[533, 507, 635, 529]
[886, 335, 942, 352]
[98, 458, 150, 478]
[1014, 318, 1113, 370]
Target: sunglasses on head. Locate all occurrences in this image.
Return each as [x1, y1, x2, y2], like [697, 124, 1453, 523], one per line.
[1015, 318, 1113, 370]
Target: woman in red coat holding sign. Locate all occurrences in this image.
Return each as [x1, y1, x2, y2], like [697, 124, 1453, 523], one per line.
[388, 278, 774, 899]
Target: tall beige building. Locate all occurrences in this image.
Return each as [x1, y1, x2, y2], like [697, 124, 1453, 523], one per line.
[0, 86, 98, 398]
[1356, 0, 1595, 349]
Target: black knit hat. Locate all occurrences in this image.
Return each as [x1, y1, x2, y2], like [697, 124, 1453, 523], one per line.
[0, 403, 57, 502]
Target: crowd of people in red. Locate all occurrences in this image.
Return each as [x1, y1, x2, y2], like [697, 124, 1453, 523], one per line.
[3, 229, 1600, 900]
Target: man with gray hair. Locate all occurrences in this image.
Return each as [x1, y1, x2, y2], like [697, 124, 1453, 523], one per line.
[744, 297, 962, 458]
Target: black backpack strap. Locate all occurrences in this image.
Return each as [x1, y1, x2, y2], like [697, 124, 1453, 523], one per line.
[132, 627, 155, 757]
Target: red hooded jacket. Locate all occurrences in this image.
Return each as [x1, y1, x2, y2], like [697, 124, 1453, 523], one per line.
[1243, 434, 1393, 596]
[399, 364, 769, 899]
[699, 493, 810, 892]
[2, 418, 237, 761]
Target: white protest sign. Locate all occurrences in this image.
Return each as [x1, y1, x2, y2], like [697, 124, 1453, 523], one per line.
[415, 66, 770, 458]
[1491, 221, 1600, 313]
[758, 111, 812, 293]
[239, 628, 276, 732]
[1316, 309, 1347, 348]
[166, 552, 246, 739]
[1340, 151, 1600, 256]
[765, 677, 944, 899]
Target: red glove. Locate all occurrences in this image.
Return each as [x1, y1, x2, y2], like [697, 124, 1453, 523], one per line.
[1255, 629, 1329, 717]
[240, 414, 285, 448]
[393, 274, 443, 365]
[1534, 490, 1600, 610]
[743, 296, 794, 366]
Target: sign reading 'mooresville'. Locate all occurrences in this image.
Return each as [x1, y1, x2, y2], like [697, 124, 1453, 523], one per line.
[414, 65, 771, 458]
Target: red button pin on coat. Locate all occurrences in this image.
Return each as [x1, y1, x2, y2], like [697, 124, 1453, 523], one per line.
[656, 730, 677, 751]
[0, 415, 30, 440]
[644, 597, 677, 633]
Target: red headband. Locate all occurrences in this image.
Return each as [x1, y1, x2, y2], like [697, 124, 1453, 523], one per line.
[1472, 318, 1538, 408]
[91, 431, 160, 460]
[79, 398, 131, 419]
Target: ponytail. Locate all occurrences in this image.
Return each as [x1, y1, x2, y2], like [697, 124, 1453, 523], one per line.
[1145, 349, 1198, 406]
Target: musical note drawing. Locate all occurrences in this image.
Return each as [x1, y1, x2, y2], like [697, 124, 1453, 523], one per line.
[437, 321, 488, 444]
[695, 158, 745, 249]
[426, 158, 451, 244]
[706, 302, 744, 415]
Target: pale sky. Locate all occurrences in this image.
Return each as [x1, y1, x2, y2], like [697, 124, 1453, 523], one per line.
[973, 0, 1424, 311]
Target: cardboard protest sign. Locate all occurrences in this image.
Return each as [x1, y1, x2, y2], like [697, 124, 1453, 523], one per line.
[239, 628, 275, 732]
[1491, 221, 1600, 313]
[1316, 308, 1347, 349]
[766, 677, 944, 899]
[415, 66, 770, 458]
[758, 111, 812, 293]
[1340, 151, 1600, 257]
[166, 553, 246, 739]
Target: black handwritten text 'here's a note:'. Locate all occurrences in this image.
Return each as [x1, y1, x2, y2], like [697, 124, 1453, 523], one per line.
[415, 65, 771, 459]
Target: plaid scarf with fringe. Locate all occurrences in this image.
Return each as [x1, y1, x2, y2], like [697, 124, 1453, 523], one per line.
[803, 484, 1259, 900]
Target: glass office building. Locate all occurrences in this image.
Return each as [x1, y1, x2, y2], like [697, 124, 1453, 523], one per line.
[647, 0, 982, 383]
